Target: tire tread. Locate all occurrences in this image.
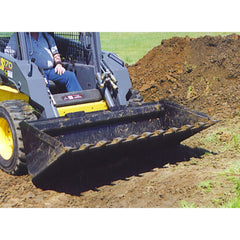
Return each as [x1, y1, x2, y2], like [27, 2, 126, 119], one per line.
[0, 100, 37, 175]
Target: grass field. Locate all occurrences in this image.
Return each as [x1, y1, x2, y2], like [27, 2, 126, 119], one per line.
[100, 32, 237, 64]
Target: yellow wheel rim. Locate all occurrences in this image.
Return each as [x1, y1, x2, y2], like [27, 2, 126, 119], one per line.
[0, 117, 14, 160]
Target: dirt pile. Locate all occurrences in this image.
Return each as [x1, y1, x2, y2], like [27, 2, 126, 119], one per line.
[128, 34, 240, 119]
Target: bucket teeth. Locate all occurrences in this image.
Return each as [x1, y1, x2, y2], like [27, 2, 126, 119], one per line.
[207, 119, 218, 127]
[79, 143, 93, 151]
[74, 119, 216, 153]
[181, 125, 193, 131]
[164, 127, 178, 134]
[124, 134, 139, 142]
[192, 122, 205, 129]
[138, 132, 153, 139]
[91, 140, 109, 149]
[151, 129, 165, 137]
[107, 137, 124, 146]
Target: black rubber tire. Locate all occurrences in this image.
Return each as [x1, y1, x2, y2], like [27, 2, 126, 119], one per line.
[0, 100, 37, 175]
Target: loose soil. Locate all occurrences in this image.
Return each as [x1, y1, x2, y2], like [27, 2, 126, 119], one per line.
[1, 34, 240, 208]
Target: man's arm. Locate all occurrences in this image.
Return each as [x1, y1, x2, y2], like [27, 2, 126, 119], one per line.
[45, 33, 66, 76]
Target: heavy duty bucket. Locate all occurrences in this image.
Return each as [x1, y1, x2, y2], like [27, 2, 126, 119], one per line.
[20, 100, 217, 180]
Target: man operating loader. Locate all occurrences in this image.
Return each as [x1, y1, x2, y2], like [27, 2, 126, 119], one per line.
[5, 32, 82, 92]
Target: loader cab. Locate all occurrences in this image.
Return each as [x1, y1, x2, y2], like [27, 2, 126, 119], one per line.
[0, 32, 98, 92]
[0, 32, 109, 117]
[28, 32, 98, 93]
[0, 32, 133, 118]
[33, 32, 132, 108]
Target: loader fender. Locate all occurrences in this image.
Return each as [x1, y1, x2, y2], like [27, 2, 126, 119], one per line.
[0, 85, 29, 102]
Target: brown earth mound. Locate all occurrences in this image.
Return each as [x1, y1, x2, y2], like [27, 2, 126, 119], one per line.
[128, 34, 240, 119]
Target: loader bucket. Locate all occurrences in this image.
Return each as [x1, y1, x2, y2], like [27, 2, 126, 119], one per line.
[20, 100, 217, 180]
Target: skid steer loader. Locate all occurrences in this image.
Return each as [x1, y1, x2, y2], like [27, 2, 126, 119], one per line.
[0, 32, 216, 181]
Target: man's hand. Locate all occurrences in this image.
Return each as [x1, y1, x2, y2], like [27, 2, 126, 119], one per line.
[55, 63, 66, 75]
[53, 53, 65, 75]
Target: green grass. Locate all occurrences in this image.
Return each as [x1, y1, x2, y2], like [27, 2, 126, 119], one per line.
[223, 161, 240, 175]
[0, 32, 13, 37]
[221, 161, 240, 208]
[100, 32, 238, 64]
[198, 180, 215, 193]
[202, 126, 240, 153]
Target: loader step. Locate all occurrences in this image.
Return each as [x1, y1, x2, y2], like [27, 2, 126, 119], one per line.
[53, 89, 102, 107]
